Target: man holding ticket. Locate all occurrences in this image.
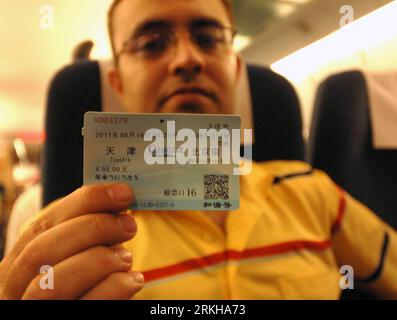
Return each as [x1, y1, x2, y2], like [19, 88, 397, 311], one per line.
[1, 0, 397, 300]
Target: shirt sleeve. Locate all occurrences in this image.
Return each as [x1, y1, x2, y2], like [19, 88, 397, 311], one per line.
[315, 170, 397, 298]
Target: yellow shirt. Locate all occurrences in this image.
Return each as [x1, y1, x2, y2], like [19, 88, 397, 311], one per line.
[124, 161, 397, 299]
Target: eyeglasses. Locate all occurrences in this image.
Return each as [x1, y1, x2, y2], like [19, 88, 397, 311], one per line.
[115, 25, 236, 61]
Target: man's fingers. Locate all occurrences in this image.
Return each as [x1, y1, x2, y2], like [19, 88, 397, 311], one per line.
[1, 183, 134, 280]
[80, 272, 144, 300]
[21, 246, 134, 300]
[2, 213, 137, 299]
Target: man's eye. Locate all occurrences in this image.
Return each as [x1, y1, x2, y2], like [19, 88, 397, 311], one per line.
[135, 35, 169, 54]
[194, 33, 221, 50]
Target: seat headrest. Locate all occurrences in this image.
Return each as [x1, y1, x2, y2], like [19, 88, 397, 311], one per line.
[363, 70, 397, 149]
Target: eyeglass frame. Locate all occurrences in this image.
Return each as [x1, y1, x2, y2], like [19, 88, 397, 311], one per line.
[114, 25, 237, 63]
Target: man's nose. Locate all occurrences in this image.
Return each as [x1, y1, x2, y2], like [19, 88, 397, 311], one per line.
[168, 33, 206, 81]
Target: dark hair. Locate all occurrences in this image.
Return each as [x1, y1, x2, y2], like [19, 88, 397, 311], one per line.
[107, 0, 234, 61]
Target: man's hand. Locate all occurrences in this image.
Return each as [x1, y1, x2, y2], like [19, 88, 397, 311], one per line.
[0, 183, 144, 300]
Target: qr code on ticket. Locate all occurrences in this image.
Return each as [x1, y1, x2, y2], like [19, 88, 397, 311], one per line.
[204, 174, 229, 200]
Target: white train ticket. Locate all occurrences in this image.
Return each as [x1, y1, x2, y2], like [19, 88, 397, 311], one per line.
[82, 112, 241, 211]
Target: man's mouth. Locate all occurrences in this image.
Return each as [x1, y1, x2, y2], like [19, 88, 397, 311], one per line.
[174, 103, 206, 114]
[159, 87, 218, 107]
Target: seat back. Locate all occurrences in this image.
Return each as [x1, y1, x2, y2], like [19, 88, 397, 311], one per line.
[309, 70, 397, 228]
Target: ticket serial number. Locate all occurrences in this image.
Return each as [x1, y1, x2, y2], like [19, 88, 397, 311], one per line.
[94, 116, 128, 125]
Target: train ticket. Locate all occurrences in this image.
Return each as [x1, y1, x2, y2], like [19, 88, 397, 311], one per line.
[82, 112, 241, 211]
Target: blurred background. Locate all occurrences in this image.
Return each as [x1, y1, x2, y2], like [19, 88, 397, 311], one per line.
[0, 0, 396, 256]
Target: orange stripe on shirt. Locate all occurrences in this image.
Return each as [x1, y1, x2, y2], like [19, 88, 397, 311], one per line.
[331, 186, 347, 235]
[142, 239, 331, 283]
